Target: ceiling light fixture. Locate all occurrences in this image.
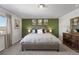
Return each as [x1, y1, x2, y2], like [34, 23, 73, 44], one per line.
[38, 4, 46, 8]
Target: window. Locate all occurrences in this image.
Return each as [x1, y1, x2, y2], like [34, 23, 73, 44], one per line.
[0, 16, 7, 34]
[0, 16, 6, 27]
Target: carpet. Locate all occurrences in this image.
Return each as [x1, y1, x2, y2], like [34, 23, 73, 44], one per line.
[0, 42, 79, 55]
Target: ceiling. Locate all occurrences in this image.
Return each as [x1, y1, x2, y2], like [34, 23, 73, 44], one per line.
[0, 4, 79, 18]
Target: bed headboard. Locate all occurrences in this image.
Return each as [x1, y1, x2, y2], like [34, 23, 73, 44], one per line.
[32, 26, 48, 30]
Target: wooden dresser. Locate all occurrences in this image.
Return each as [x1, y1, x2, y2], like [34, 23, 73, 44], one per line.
[63, 33, 79, 51]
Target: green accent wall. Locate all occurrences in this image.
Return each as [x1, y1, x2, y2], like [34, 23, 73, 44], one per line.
[48, 19, 59, 37]
[22, 19, 59, 38]
[22, 19, 32, 37]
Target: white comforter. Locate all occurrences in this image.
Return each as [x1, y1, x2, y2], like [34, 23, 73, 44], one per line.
[20, 33, 61, 44]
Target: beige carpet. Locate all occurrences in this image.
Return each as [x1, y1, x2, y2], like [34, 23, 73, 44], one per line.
[0, 43, 79, 55]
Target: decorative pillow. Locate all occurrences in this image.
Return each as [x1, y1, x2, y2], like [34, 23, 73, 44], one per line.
[42, 29, 47, 33]
[32, 29, 35, 33]
[32, 29, 37, 33]
[45, 29, 47, 33]
[35, 29, 37, 33]
[37, 29, 43, 34]
[42, 29, 45, 33]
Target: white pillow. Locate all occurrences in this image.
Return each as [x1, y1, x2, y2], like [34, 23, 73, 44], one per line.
[44, 29, 47, 33]
[32, 29, 35, 33]
[37, 29, 43, 34]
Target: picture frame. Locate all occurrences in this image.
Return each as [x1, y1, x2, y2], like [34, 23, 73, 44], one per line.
[15, 19, 20, 29]
[32, 19, 37, 25]
[44, 19, 48, 25]
[38, 19, 42, 25]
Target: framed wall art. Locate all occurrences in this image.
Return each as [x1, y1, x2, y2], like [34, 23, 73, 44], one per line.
[15, 19, 20, 29]
[38, 19, 42, 25]
[44, 19, 48, 25]
[32, 19, 37, 25]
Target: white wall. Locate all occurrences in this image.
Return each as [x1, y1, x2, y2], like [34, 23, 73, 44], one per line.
[11, 15, 22, 44]
[59, 8, 79, 41]
[0, 36, 5, 51]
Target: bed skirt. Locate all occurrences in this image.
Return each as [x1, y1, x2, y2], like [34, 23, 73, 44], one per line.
[21, 42, 60, 51]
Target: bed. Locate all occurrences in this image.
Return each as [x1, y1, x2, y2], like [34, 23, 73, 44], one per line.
[20, 26, 61, 51]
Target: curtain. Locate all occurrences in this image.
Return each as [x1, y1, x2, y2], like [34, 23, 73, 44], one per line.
[6, 15, 12, 48]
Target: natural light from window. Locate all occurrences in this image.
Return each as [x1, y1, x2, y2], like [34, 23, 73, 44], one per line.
[0, 16, 6, 34]
[0, 16, 6, 27]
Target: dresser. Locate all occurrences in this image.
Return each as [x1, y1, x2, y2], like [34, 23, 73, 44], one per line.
[63, 33, 79, 51]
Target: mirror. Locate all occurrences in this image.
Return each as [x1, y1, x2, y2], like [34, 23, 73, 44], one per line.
[70, 17, 79, 32]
